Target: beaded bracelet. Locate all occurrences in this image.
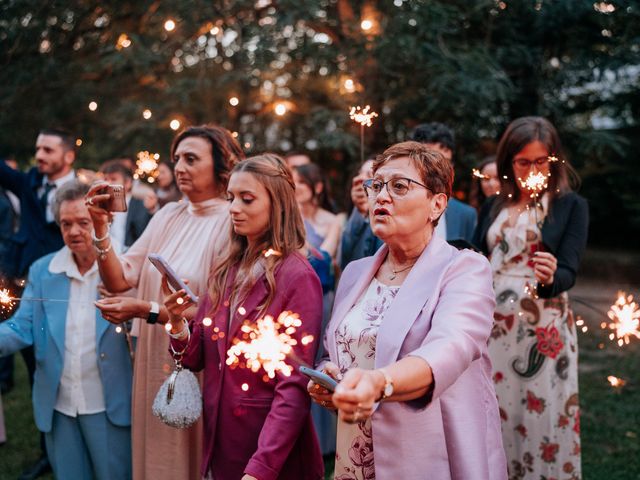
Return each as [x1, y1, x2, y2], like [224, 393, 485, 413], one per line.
[169, 324, 191, 357]
[166, 318, 189, 340]
[91, 223, 111, 244]
[94, 240, 112, 261]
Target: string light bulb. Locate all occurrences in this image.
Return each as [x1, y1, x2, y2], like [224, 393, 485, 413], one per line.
[229, 97, 239, 106]
[88, 101, 98, 111]
[169, 119, 181, 130]
[274, 103, 287, 116]
[344, 78, 356, 93]
[116, 33, 132, 50]
[142, 109, 152, 120]
[361, 19, 373, 31]
[164, 19, 176, 32]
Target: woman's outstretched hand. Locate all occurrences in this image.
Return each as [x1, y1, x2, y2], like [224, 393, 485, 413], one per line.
[332, 368, 384, 424]
[94, 296, 150, 324]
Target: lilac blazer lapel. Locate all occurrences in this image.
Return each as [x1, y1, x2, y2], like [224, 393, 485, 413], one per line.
[327, 247, 387, 361]
[375, 236, 454, 367]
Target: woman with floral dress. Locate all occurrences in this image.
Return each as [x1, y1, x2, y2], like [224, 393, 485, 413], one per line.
[473, 117, 589, 479]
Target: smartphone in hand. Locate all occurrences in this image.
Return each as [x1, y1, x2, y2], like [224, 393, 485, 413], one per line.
[300, 366, 338, 392]
[98, 184, 128, 212]
[148, 254, 199, 304]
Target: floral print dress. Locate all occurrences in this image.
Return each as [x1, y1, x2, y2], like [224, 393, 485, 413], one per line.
[487, 199, 581, 480]
[333, 278, 399, 480]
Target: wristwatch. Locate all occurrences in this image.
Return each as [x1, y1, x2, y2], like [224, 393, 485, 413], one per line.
[147, 301, 160, 324]
[378, 368, 394, 401]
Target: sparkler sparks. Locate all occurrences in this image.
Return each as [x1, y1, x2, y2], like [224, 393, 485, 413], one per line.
[135, 151, 160, 183]
[263, 248, 282, 258]
[518, 171, 550, 198]
[350, 105, 378, 164]
[0, 288, 15, 314]
[604, 291, 640, 347]
[349, 105, 378, 127]
[226, 311, 313, 379]
[472, 168, 489, 180]
[607, 375, 626, 388]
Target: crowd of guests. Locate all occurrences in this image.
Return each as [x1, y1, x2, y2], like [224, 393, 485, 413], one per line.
[0, 117, 588, 480]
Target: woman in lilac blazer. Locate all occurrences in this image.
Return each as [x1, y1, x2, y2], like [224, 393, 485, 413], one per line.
[164, 154, 324, 480]
[309, 141, 507, 480]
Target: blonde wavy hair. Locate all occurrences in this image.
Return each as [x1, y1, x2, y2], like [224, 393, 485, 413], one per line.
[208, 154, 306, 317]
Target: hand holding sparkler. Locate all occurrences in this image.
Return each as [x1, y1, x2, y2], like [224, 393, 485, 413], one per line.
[531, 251, 557, 285]
[95, 296, 153, 324]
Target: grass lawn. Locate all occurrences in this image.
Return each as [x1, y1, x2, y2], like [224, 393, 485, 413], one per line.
[0, 289, 638, 480]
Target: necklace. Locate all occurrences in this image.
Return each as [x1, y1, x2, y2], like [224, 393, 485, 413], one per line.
[387, 259, 418, 280]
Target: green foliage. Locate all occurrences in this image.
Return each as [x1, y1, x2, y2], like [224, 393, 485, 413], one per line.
[0, 0, 638, 245]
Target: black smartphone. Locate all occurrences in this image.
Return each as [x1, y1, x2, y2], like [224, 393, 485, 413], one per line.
[300, 366, 338, 392]
[148, 254, 199, 304]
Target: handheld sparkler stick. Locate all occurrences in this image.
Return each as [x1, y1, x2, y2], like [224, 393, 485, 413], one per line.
[349, 105, 378, 164]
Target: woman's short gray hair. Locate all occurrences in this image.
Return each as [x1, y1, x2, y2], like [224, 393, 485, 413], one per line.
[52, 180, 91, 224]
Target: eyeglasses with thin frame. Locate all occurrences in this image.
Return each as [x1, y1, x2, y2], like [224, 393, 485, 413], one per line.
[512, 157, 549, 169]
[363, 177, 431, 198]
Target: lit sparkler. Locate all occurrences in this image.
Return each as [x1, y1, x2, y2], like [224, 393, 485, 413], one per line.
[116, 33, 132, 50]
[263, 248, 282, 258]
[607, 375, 626, 388]
[349, 105, 378, 127]
[135, 151, 160, 183]
[226, 311, 313, 379]
[349, 105, 378, 163]
[604, 291, 640, 347]
[472, 168, 489, 180]
[518, 171, 549, 199]
[0, 288, 15, 314]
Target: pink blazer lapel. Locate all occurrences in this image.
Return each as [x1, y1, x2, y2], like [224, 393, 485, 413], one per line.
[375, 236, 454, 367]
[327, 247, 387, 361]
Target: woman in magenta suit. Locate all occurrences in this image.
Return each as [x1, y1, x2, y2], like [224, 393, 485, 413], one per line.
[164, 154, 324, 480]
[309, 141, 507, 480]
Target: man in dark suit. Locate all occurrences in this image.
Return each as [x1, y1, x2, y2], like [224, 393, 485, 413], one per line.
[0, 127, 77, 479]
[100, 160, 152, 248]
[0, 129, 76, 280]
[410, 122, 477, 243]
[340, 158, 384, 269]
[0, 176, 20, 395]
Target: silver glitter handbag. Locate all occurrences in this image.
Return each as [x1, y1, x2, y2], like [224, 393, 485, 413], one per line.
[152, 357, 202, 429]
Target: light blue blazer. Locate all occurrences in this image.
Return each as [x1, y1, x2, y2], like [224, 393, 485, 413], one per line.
[0, 252, 132, 432]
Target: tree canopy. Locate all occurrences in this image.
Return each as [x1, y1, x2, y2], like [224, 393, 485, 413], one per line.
[1, 0, 638, 245]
